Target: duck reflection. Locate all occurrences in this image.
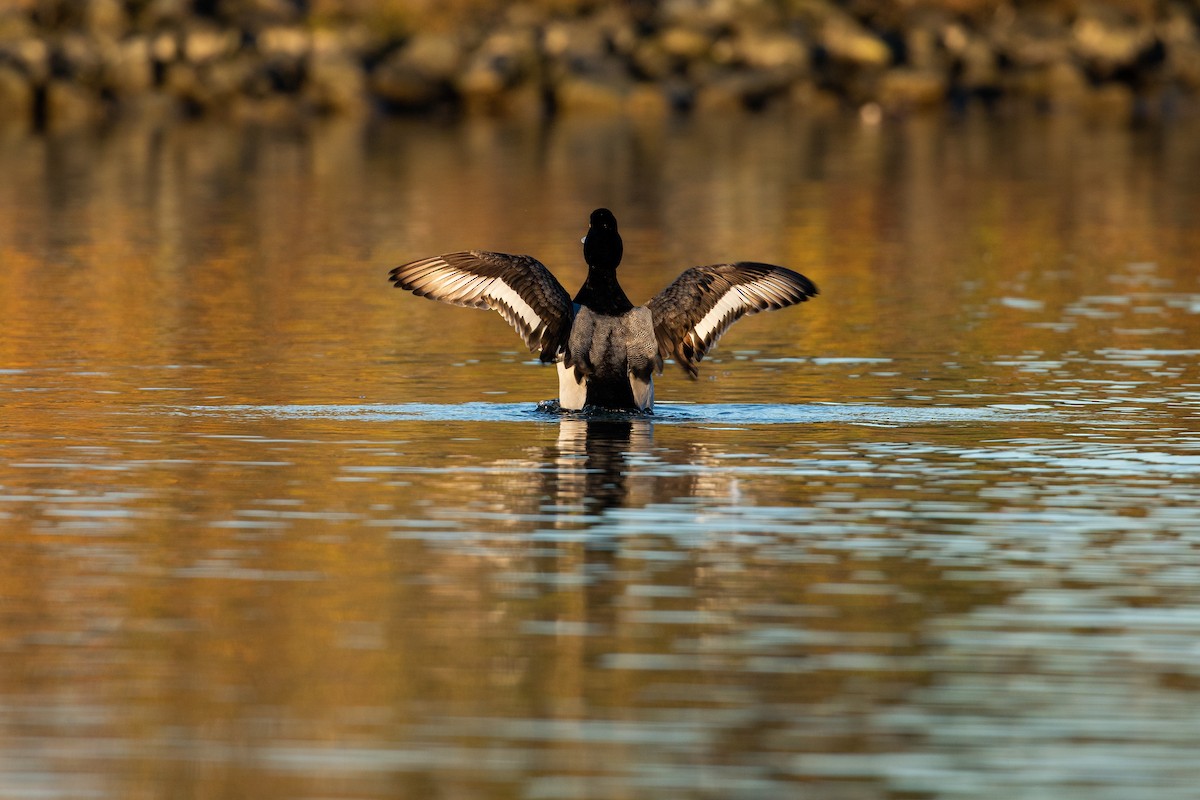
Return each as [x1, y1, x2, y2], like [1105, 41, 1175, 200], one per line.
[546, 414, 655, 514]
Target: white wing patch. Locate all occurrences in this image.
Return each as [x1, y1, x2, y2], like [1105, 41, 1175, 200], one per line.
[691, 285, 751, 348]
[487, 279, 543, 334]
[396, 255, 553, 352]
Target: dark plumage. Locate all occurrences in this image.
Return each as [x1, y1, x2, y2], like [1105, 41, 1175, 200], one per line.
[387, 208, 818, 411]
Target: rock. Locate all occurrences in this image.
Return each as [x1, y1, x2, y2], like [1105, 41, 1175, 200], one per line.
[257, 25, 310, 60]
[658, 26, 712, 61]
[1167, 42, 1200, 91]
[544, 18, 610, 70]
[878, 68, 946, 111]
[134, 0, 192, 29]
[727, 28, 809, 74]
[254, 26, 309, 94]
[162, 61, 200, 108]
[905, 23, 942, 72]
[105, 35, 154, 95]
[304, 28, 367, 112]
[151, 32, 178, 65]
[163, 55, 254, 112]
[220, 0, 303, 28]
[456, 25, 540, 113]
[1019, 59, 1088, 108]
[1, 37, 50, 84]
[957, 35, 1000, 91]
[0, 64, 34, 130]
[83, 0, 128, 39]
[398, 32, 464, 81]
[630, 39, 673, 81]
[371, 33, 465, 110]
[694, 68, 794, 112]
[625, 82, 671, 116]
[53, 34, 106, 88]
[554, 74, 629, 114]
[44, 79, 105, 129]
[0, 7, 35, 40]
[1073, 11, 1155, 77]
[183, 24, 239, 64]
[996, 13, 1071, 68]
[822, 17, 891, 68]
[306, 51, 366, 113]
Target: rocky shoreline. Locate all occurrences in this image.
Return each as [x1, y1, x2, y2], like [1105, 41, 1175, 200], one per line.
[2, 0, 1198, 131]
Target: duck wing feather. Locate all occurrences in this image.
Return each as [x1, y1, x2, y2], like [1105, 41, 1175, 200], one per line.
[647, 262, 818, 378]
[389, 250, 574, 362]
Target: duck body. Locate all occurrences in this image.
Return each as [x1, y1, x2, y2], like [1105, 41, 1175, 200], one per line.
[562, 305, 658, 410]
[388, 208, 818, 412]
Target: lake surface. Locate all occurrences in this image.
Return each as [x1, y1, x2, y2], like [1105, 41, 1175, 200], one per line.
[2, 110, 1200, 799]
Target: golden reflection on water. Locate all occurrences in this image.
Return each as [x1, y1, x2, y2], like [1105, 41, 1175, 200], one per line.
[2, 111, 1200, 798]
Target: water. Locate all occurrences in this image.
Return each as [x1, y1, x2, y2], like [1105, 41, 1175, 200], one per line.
[2, 111, 1200, 799]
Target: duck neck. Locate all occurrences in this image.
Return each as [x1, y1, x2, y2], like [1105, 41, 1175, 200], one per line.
[574, 267, 633, 315]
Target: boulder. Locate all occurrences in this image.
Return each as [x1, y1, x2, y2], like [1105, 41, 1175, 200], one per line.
[457, 25, 540, 112]
[306, 30, 366, 113]
[105, 35, 155, 95]
[44, 79, 105, 129]
[371, 32, 464, 109]
[0, 64, 34, 130]
[1073, 9, 1155, 77]
[878, 68, 946, 111]
[1, 37, 50, 84]
[822, 17, 891, 68]
[726, 28, 809, 74]
[658, 26, 712, 61]
[554, 73, 629, 114]
[182, 24, 239, 64]
[83, 0, 128, 38]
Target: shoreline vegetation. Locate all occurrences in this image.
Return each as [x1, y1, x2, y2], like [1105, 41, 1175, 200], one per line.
[2, 0, 1198, 132]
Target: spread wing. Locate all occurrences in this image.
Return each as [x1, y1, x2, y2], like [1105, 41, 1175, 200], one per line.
[647, 262, 818, 378]
[388, 250, 574, 362]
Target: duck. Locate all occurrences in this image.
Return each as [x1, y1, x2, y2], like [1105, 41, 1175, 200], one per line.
[388, 208, 818, 412]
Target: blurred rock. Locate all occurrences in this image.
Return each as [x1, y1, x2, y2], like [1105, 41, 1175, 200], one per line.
[625, 81, 671, 116]
[695, 67, 795, 112]
[822, 16, 891, 68]
[45, 78, 106, 128]
[257, 25, 309, 60]
[739, 30, 809, 74]
[951, 32, 1001, 92]
[83, 0, 127, 39]
[0, 64, 34, 129]
[457, 25, 540, 114]
[658, 26, 712, 62]
[306, 30, 366, 114]
[995, 11, 1071, 68]
[630, 39, 673, 81]
[105, 35, 154, 95]
[1073, 8, 1155, 77]
[219, 0, 302, 29]
[544, 18, 611, 72]
[555, 74, 629, 114]
[182, 24, 238, 64]
[0, 0, 1198, 126]
[371, 33, 464, 110]
[1167, 42, 1200, 92]
[1, 37, 50, 84]
[254, 26, 308, 94]
[878, 68, 946, 112]
[135, 0, 192, 29]
[53, 33, 106, 88]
